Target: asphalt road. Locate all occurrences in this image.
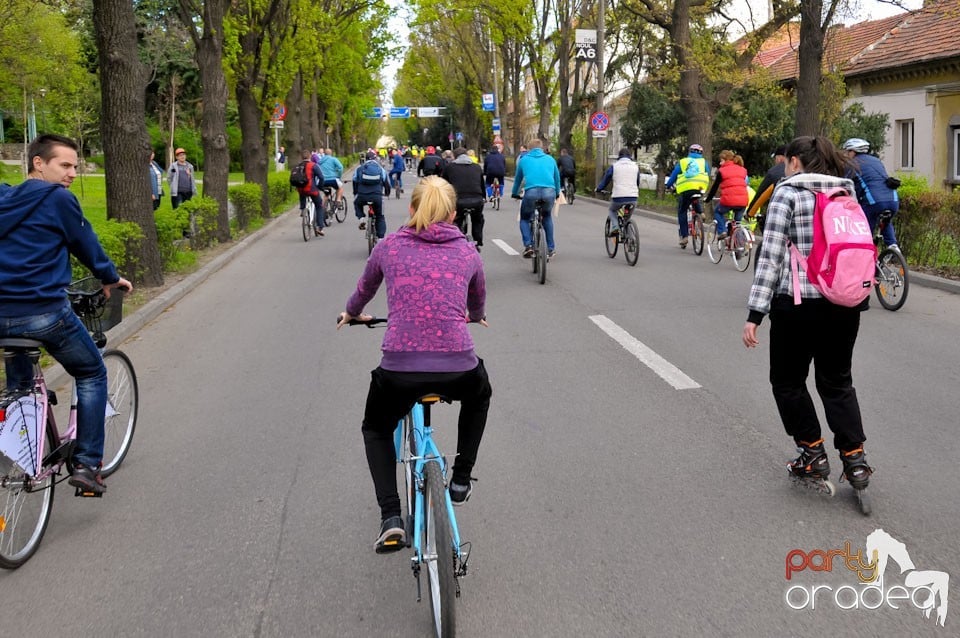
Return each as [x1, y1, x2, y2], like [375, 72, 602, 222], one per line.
[2, 171, 957, 637]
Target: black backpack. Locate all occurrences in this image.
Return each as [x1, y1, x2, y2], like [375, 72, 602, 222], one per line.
[289, 161, 309, 188]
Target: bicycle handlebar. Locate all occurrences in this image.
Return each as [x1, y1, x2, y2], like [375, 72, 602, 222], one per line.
[337, 315, 389, 327]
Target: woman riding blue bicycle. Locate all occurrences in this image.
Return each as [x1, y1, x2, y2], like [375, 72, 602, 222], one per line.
[338, 175, 492, 553]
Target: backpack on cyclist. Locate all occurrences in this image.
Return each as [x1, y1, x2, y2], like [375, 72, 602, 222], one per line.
[360, 160, 382, 184]
[788, 188, 877, 307]
[289, 161, 309, 188]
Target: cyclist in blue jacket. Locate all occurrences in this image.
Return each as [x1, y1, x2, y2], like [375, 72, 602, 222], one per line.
[511, 139, 561, 258]
[0, 134, 133, 495]
[842, 138, 900, 250]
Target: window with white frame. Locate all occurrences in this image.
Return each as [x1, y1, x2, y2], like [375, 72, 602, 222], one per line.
[953, 127, 960, 180]
[897, 119, 914, 169]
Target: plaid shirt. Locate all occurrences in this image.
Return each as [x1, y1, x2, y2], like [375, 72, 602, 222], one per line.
[747, 173, 857, 319]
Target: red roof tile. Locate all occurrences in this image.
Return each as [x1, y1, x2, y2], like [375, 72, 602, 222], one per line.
[844, 1, 960, 76]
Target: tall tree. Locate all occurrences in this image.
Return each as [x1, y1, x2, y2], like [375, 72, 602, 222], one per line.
[92, 0, 163, 285]
[795, 0, 843, 136]
[176, 0, 232, 243]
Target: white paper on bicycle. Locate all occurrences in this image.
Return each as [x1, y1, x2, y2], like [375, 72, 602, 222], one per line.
[0, 395, 41, 476]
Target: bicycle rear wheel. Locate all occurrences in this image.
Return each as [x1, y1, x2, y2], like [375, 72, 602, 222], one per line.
[99, 350, 139, 478]
[536, 226, 547, 284]
[301, 206, 312, 242]
[731, 227, 753, 272]
[623, 220, 639, 267]
[335, 197, 347, 223]
[367, 215, 377, 255]
[0, 434, 54, 569]
[692, 215, 704, 255]
[875, 248, 909, 311]
[706, 224, 723, 263]
[423, 461, 457, 638]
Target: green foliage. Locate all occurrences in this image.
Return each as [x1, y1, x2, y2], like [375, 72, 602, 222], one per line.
[229, 182, 262, 230]
[621, 81, 686, 172]
[73, 218, 144, 282]
[714, 81, 795, 174]
[153, 205, 193, 268]
[268, 173, 294, 216]
[178, 196, 219, 249]
[831, 102, 890, 153]
[897, 183, 960, 274]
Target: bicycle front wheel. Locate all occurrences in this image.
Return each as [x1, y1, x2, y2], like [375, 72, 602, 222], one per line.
[335, 197, 347, 223]
[0, 437, 55, 569]
[367, 221, 377, 256]
[706, 224, 723, 263]
[604, 218, 618, 258]
[875, 248, 909, 311]
[692, 215, 704, 255]
[623, 220, 640, 267]
[100, 350, 139, 478]
[493, 195, 500, 211]
[732, 227, 753, 272]
[423, 461, 457, 638]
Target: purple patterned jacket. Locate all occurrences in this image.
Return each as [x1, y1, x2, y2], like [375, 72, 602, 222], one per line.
[346, 222, 486, 372]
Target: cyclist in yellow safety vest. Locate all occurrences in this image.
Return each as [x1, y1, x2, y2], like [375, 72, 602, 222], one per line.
[665, 143, 711, 248]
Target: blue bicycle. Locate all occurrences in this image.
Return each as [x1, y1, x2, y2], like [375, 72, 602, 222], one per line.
[343, 317, 468, 638]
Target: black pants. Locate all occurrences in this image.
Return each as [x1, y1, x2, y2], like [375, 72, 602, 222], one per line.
[768, 297, 865, 451]
[455, 200, 485, 246]
[171, 191, 193, 209]
[362, 361, 492, 519]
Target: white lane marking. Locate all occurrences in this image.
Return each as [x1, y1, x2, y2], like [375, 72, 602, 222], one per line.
[589, 314, 701, 390]
[492, 239, 519, 256]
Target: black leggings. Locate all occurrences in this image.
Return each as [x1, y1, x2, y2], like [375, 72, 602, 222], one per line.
[768, 297, 866, 451]
[362, 361, 492, 519]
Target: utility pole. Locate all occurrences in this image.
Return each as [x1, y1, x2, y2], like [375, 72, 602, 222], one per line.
[593, 0, 606, 185]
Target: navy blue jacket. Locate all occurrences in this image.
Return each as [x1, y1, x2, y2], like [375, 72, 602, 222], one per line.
[0, 180, 119, 316]
[483, 150, 506, 177]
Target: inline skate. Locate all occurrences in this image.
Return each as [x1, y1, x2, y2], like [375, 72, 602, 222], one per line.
[840, 448, 873, 516]
[787, 439, 836, 496]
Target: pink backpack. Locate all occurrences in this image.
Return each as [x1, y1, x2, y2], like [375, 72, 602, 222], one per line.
[789, 188, 877, 307]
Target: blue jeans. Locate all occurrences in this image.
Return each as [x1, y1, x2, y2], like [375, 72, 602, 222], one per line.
[608, 197, 636, 231]
[1, 301, 107, 468]
[354, 197, 386, 238]
[863, 201, 898, 247]
[519, 188, 556, 251]
[713, 204, 744, 234]
[389, 171, 403, 190]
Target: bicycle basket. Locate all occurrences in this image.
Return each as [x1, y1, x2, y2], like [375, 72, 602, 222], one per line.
[67, 277, 124, 333]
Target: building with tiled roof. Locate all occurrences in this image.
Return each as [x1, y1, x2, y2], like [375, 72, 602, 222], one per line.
[752, 1, 960, 189]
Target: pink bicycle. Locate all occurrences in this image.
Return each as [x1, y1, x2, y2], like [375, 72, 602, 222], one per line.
[0, 278, 138, 568]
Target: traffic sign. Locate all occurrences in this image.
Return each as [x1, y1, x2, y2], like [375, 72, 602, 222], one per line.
[591, 130, 607, 138]
[590, 111, 609, 131]
[272, 102, 287, 121]
[364, 107, 383, 119]
[418, 107, 442, 118]
[481, 93, 495, 112]
[269, 121, 284, 129]
[492, 117, 501, 134]
[389, 107, 411, 118]
[493, 135, 504, 146]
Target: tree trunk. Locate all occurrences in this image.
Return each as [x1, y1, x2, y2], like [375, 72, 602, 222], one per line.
[192, 0, 231, 243]
[796, 0, 825, 137]
[92, 0, 163, 286]
[237, 79, 270, 217]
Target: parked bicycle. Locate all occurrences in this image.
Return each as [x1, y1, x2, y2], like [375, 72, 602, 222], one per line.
[0, 278, 138, 569]
[874, 210, 909, 311]
[706, 209, 756, 272]
[603, 201, 640, 267]
[343, 316, 470, 638]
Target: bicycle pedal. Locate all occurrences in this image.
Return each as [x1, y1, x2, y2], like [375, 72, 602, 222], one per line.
[74, 487, 104, 498]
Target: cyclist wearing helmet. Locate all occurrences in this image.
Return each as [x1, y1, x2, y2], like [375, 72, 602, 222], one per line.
[842, 138, 900, 250]
[665, 143, 710, 248]
[418, 146, 444, 177]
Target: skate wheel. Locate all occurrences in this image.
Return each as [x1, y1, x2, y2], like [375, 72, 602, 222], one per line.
[822, 480, 837, 497]
[854, 489, 872, 516]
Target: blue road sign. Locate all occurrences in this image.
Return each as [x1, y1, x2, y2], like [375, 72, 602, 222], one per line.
[389, 107, 411, 118]
[365, 107, 383, 118]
